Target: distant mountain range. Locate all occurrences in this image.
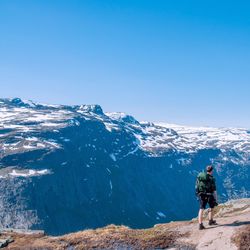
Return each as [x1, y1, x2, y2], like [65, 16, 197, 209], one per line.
[0, 97, 249, 235]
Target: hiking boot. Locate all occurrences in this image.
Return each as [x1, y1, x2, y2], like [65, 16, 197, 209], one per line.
[199, 223, 205, 230]
[208, 219, 217, 225]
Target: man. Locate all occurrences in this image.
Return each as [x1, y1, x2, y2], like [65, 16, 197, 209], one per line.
[196, 165, 218, 230]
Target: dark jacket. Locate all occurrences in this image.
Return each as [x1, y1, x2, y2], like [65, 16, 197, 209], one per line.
[206, 174, 216, 193]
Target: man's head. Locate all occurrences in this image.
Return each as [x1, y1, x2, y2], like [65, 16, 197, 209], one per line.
[206, 165, 213, 174]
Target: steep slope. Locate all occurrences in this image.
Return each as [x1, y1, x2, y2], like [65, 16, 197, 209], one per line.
[0, 98, 249, 235]
[1, 199, 249, 250]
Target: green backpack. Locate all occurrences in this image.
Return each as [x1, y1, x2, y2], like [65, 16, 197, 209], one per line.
[195, 172, 209, 194]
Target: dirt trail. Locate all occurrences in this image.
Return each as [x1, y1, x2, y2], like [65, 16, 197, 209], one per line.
[176, 198, 250, 250]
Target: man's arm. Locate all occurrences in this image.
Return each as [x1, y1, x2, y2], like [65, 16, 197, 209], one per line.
[212, 176, 218, 203]
[213, 190, 218, 202]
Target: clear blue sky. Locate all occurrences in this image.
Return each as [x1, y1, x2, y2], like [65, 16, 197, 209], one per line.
[1, 0, 250, 127]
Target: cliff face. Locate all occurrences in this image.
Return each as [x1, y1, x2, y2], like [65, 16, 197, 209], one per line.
[0, 98, 250, 235]
[1, 198, 249, 250]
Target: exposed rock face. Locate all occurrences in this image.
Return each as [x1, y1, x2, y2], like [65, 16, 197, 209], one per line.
[0, 98, 249, 235]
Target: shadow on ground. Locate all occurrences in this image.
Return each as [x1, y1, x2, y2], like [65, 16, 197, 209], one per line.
[204, 220, 250, 230]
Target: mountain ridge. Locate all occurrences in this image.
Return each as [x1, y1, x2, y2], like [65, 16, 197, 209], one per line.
[1, 97, 249, 158]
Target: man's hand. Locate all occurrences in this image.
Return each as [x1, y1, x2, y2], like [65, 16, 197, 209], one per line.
[212, 191, 218, 206]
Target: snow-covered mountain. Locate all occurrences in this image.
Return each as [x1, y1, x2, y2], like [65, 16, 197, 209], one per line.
[0, 98, 249, 235]
[1, 98, 249, 161]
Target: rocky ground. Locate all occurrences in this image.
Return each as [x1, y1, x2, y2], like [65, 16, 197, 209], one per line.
[0, 199, 249, 250]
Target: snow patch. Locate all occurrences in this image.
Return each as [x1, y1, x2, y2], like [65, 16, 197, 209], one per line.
[8, 169, 50, 178]
[110, 153, 117, 161]
[156, 211, 166, 218]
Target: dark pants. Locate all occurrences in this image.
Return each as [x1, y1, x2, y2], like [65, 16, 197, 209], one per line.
[199, 193, 216, 209]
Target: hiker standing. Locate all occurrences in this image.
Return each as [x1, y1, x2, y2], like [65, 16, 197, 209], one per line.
[196, 165, 218, 230]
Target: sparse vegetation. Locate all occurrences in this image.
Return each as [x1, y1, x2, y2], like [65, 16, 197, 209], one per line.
[57, 224, 186, 250]
[232, 225, 250, 250]
[1, 223, 191, 250]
